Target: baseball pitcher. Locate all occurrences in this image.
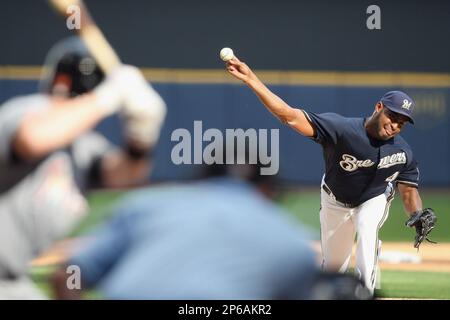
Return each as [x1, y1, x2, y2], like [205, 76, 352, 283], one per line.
[223, 56, 436, 295]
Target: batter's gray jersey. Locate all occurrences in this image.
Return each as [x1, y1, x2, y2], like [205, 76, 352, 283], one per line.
[0, 94, 114, 278]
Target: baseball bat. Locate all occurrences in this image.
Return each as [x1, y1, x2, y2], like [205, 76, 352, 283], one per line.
[48, 0, 167, 149]
[48, 0, 121, 73]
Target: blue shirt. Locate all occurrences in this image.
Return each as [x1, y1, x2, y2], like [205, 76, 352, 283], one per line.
[304, 111, 419, 206]
[70, 178, 317, 299]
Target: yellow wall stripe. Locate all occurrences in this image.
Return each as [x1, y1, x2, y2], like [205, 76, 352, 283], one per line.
[0, 66, 43, 80]
[1, 65, 450, 88]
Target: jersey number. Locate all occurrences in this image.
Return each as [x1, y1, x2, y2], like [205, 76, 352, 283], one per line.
[385, 171, 400, 182]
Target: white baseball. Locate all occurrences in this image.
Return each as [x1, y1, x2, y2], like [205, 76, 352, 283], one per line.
[220, 47, 234, 61]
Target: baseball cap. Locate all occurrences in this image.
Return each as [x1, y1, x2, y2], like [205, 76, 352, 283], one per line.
[380, 91, 415, 124]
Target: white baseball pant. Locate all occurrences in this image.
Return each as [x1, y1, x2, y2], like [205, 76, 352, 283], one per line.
[319, 179, 394, 294]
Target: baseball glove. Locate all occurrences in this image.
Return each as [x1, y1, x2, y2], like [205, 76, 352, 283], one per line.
[405, 208, 437, 249]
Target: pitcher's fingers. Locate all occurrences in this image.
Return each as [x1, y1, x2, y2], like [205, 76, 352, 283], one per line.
[227, 57, 241, 66]
[226, 61, 237, 70]
[232, 56, 241, 63]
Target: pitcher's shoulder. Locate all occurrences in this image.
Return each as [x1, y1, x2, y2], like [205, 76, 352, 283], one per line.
[394, 134, 413, 151]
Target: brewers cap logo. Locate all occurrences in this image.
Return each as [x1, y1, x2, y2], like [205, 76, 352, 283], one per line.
[402, 99, 412, 110]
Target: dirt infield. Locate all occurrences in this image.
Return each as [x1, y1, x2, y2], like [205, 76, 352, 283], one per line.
[378, 242, 450, 272]
[31, 239, 450, 273]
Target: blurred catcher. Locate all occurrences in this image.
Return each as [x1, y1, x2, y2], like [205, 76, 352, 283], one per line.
[0, 37, 166, 299]
[51, 151, 372, 300]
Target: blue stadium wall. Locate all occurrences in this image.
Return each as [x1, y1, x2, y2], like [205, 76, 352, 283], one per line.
[1, 0, 449, 186]
[1, 79, 449, 186]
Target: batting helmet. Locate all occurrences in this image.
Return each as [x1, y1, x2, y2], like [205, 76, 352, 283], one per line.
[39, 37, 105, 97]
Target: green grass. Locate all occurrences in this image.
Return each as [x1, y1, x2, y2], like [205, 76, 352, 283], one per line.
[376, 270, 450, 299]
[69, 188, 449, 242]
[278, 189, 450, 299]
[277, 189, 450, 242]
[31, 265, 450, 300]
[32, 188, 449, 299]
[68, 190, 126, 236]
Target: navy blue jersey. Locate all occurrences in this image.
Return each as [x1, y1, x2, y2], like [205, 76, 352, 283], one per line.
[303, 111, 419, 206]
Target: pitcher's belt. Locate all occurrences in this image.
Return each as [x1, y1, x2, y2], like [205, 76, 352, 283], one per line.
[322, 184, 358, 208]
